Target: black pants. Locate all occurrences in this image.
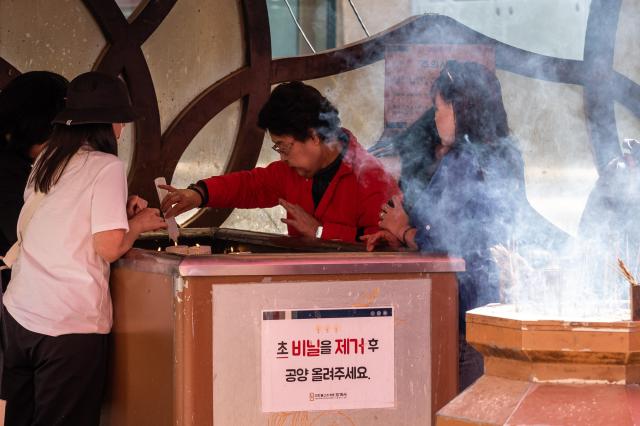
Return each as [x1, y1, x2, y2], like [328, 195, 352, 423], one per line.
[459, 334, 484, 392]
[0, 306, 108, 426]
[1, 267, 10, 293]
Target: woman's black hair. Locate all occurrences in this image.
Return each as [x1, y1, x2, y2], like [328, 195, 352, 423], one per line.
[0, 71, 69, 158]
[30, 123, 117, 193]
[431, 60, 509, 144]
[257, 81, 341, 142]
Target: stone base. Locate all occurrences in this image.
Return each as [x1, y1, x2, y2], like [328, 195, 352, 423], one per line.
[437, 375, 640, 425]
[437, 304, 640, 425]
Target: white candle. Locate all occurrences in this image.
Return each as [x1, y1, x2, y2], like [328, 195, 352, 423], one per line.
[189, 244, 212, 255]
[165, 245, 189, 255]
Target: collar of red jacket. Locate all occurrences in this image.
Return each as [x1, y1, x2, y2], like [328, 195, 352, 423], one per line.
[340, 127, 380, 177]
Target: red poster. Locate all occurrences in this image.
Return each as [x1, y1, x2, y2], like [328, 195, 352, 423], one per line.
[383, 44, 496, 139]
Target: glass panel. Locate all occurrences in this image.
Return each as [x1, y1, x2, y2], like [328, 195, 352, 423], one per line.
[268, 1, 592, 60]
[616, 102, 640, 142]
[171, 101, 241, 225]
[0, 1, 106, 78]
[268, 0, 340, 57]
[267, 0, 301, 57]
[614, 0, 640, 83]
[339, 0, 412, 45]
[413, 0, 591, 60]
[304, 62, 386, 150]
[115, 0, 145, 20]
[498, 70, 597, 236]
[117, 122, 134, 175]
[221, 132, 287, 234]
[142, 0, 244, 134]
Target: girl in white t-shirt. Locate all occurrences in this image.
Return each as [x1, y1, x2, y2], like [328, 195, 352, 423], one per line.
[1, 72, 166, 426]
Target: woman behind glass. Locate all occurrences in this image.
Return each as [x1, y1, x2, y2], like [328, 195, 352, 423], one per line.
[364, 60, 527, 390]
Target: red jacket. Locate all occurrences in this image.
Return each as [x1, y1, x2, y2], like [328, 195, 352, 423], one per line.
[202, 129, 399, 242]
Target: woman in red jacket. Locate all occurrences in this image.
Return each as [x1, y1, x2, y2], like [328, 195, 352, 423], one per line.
[160, 81, 398, 242]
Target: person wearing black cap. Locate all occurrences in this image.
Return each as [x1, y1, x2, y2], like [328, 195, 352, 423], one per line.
[0, 71, 166, 425]
[0, 71, 68, 290]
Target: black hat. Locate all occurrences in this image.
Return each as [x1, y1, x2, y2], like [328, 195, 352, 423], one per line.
[0, 71, 68, 154]
[53, 72, 140, 126]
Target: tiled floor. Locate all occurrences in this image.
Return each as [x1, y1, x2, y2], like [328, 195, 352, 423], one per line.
[437, 377, 640, 426]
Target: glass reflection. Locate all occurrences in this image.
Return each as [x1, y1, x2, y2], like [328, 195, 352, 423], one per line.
[115, 0, 145, 20]
[267, 0, 592, 60]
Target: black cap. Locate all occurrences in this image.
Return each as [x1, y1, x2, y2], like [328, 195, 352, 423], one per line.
[53, 71, 140, 126]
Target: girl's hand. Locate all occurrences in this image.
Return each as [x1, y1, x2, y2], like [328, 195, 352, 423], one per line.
[130, 208, 167, 234]
[94, 208, 167, 263]
[126, 195, 148, 219]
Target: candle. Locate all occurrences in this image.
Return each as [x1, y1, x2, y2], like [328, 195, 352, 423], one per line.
[163, 244, 211, 256]
[189, 244, 212, 255]
[165, 245, 189, 255]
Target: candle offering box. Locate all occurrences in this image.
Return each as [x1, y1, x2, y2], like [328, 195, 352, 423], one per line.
[136, 227, 380, 254]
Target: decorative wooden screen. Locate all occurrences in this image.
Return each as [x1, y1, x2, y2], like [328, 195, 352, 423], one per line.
[1, 0, 638, 227]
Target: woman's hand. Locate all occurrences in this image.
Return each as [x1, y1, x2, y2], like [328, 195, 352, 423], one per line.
[379, 194, 410, 239]
[279, 199, 322, 238]
[93, 208, 167, 263]
[126, 195, 148, 219]
[129, 208, 167, 234]
[360, 230, 401, 252]
[158, 184, 202, 218]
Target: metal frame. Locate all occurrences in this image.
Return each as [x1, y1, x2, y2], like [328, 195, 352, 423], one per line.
[114, 247, 465, 276]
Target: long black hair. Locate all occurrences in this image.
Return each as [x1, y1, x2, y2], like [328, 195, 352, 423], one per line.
[431, 60, 509, 144]
[30, 123, 117, 193]
[0, 71, 68, 158]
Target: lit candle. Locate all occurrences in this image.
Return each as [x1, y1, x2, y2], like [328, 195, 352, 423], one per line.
[226, 245, 251, 255]
[165, 245, 190, 255]
[189, 244, 211, 255]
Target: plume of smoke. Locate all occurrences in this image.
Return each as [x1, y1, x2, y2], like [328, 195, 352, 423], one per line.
[308, 5, 638, 322]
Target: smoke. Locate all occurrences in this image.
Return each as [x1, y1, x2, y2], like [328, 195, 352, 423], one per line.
[274, 1, 640, 322]
[330, 4, 640, 321]
[499, 139, 640, 321]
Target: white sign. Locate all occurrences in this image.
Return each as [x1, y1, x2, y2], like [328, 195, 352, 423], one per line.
[261, 307, 395, 412]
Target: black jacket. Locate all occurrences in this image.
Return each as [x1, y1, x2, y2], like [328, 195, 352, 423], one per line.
[394, 109, 568, 254]
[392, 107, 441, 212]
[408, 137, 568, 332]
[0, 151, 31, 257]
[408, 139, 500, 333]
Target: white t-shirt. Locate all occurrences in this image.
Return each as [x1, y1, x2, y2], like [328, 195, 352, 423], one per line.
[4, 148, 129, 336]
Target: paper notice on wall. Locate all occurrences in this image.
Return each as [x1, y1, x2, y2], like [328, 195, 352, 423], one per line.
[261, 307, 395, 412]
[383, 44, 496, 139]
